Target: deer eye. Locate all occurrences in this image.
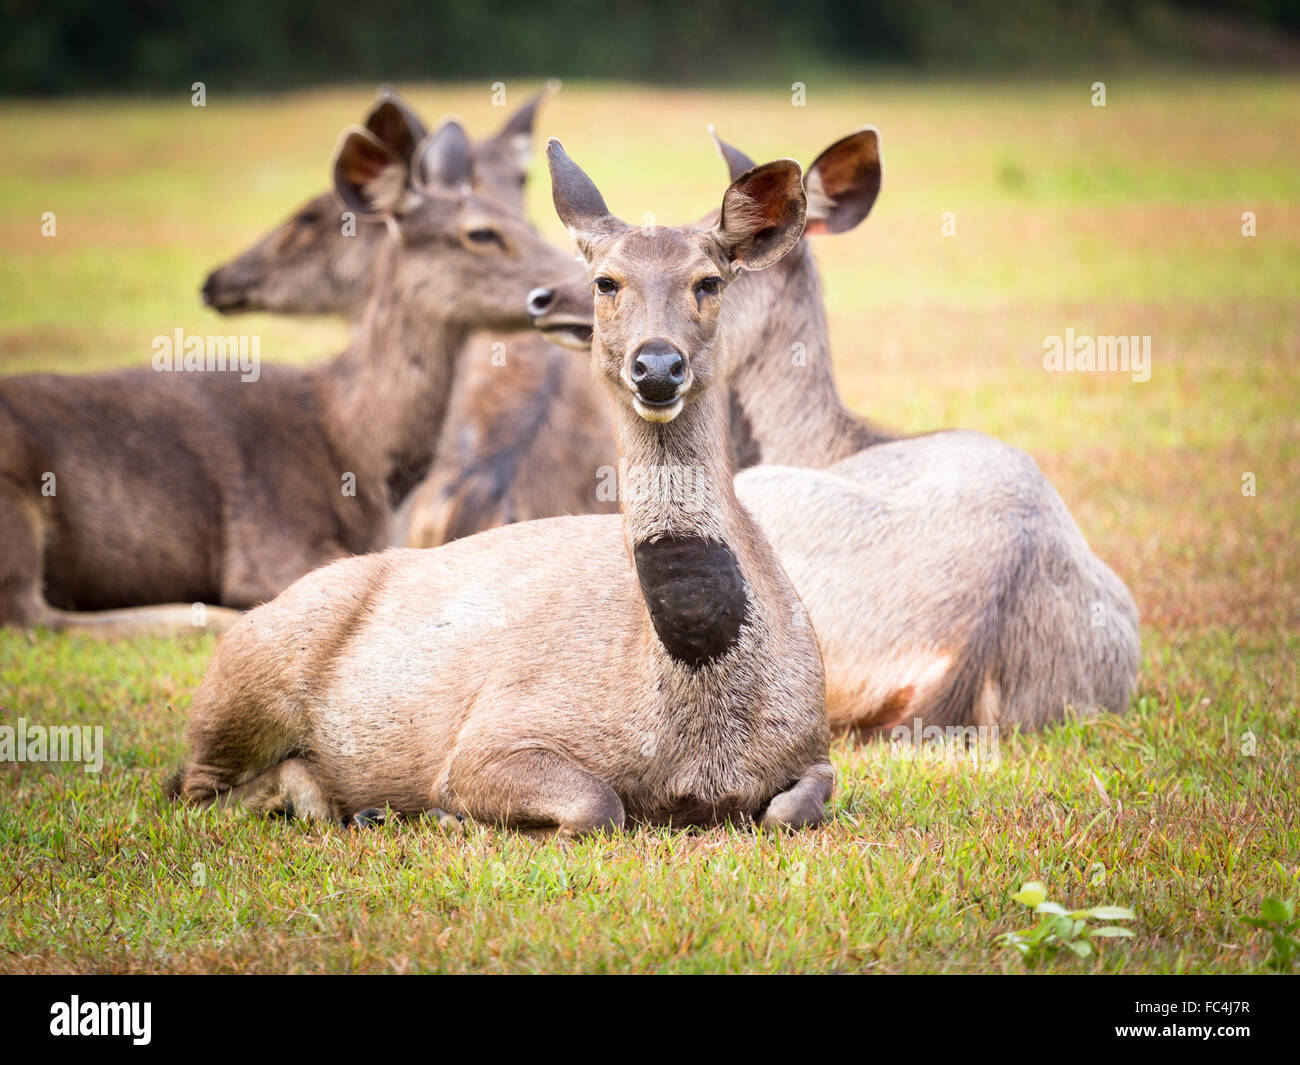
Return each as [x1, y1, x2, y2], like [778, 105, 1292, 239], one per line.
[694, 276, 723, 302]
[594, 277, 620, 296]
[295, 209, 321, 227]
[465, 228, 506, 249]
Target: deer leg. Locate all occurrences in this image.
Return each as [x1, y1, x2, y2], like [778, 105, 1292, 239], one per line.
[0, 487, 56, 629]
[45, 603, 244, 637]
[172, 679, 304, 814]
[181, 757, 337, 822]
[445, 748, 625, 838]
[758, 763, 834, 831]
[1, 477, 243, 636]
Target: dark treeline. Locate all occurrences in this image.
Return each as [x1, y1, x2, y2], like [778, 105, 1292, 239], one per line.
[3, 0, 1298, 94]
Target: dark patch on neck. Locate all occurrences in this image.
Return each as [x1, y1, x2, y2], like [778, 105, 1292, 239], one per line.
[727, 389, 763, 470]
[633, 535, 750, 668]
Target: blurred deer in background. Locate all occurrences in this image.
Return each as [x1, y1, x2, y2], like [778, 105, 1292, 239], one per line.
[201, 86, 552, 316]
[0, 119, 576, 636]
[201, 84, 617, 546]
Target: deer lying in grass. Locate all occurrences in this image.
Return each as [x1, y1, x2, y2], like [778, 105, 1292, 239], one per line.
[528, 128, 1140, 733]
[171, 142, 832, 835]
[202, 114, 1138, 732]
[0, 122, 575, 636]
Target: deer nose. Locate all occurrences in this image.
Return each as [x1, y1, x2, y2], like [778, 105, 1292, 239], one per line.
[526, 287, 554, 317]
[201, 272, 218, 307]
[630, 341, 687, 403]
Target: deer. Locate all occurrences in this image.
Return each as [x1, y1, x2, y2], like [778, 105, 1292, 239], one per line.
[394, 332, 616, 544]
[198, 86, 615, 545]
[0, 121, 578, 637]
[169, 140, 833, 836]
[201, 85, 554, 316]
[526, 127, 1140, 733]
[201, 114, 1139, 732]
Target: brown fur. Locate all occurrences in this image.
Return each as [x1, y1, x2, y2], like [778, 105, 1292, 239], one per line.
[528, 129, 1140, 732]
[173, 145, 832, 835]
[0, 123, 577, 636]
[396, 331, 616, 545]
[205, 116, 1140, 732]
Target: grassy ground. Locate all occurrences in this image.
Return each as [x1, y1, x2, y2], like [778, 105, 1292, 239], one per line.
[1, 76, 1297, 973]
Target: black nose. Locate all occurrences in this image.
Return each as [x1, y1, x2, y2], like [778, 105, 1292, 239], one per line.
[631, 341, 686, 403]
[526, 286, 554, 317]
[201, 272, 217, 307]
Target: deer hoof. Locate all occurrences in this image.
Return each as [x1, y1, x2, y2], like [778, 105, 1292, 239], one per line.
[347, 808, 387, 829]
[428, 807, 466, 833]
[759, 793, 826, 832]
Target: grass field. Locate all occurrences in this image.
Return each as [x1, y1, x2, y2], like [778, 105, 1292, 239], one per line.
[1, 75, 1297, 973]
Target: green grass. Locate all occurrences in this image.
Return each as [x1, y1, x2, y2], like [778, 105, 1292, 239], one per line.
[2, 75, 1298, 973]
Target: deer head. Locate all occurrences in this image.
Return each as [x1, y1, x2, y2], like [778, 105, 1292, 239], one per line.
[201, 87, 552, 317]
[336, 124, 579, 334]
[529, 125, 882, 351]
[469, 83, 556, 207]
[547, 139, 806, 424]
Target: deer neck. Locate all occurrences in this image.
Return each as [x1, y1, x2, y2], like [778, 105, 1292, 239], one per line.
[613, 379, 770, 671]
[724, 242, 891, 469]
[316, 239, 467, 511]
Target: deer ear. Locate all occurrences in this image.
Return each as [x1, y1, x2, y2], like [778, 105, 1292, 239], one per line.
[332, 127, 408, 218]
[364, 88, 427, 164]
[804, 127, 882, 236]
[417, 119, 474, 192]
[708, 125, 757, 184]
[715, 159, 807, 271]
[547, 138, 619, 252]
[491, 82, 556, 167]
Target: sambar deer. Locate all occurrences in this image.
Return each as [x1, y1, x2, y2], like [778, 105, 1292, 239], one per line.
[202, 115, 1139, 733]
[527, 128, 1140, 733]
[0, 122, 576, 636]
[171, 141, 832, 835]
[201, 85, 553, 315]
[199, 86, 613, 544]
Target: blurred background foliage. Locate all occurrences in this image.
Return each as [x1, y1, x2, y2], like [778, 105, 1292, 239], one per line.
[2, 0, 1298, 94]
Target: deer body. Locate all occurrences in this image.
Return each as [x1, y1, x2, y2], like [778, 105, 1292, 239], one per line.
[394, 330, 617, 545]
[183, 435, 826, 829]
[0, 116, 574, 635]
[525, 130, 1140, 731]
[206, 113, 1138, 732]
[174, 145, 832, 834]
[0, 363, 386, 621]
[735, 434, 1138, 731]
